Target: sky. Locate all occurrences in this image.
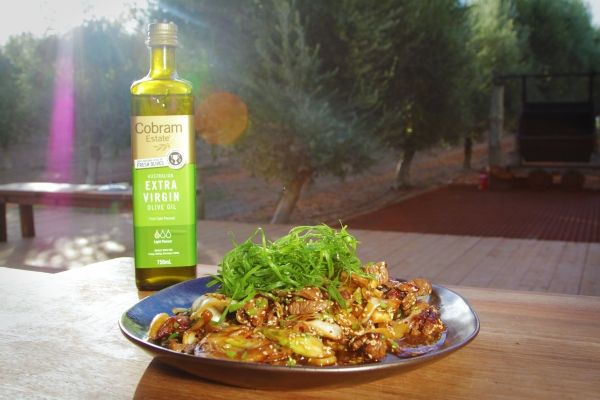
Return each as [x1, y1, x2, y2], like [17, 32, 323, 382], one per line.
[0, 0, 599, 45]
[0, 0, 149, 44]
[587, 0, 600, 25]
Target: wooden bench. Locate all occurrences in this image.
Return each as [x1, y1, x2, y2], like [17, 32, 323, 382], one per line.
[0, 182, 132, 242]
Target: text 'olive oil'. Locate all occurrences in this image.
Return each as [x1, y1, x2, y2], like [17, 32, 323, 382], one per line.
[131, 22, 196, 290]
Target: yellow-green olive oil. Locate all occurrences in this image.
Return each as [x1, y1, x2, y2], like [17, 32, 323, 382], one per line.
[130, 22, 196, 290]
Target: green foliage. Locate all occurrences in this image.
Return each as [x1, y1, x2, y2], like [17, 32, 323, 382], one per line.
[2, 34, 57, 144]
[469, 0, 524, 79]
[151, 0, 256, 96]
[209, 224, 364, 309]
[0, 50, 19, 148]
[72, 20, 146, 155]
[0, 24, 145, 160]
[511, 0, 600, 104]
[467, 0, 525, 130]
[344, 0, 473, 152]
[155, 0, 375, 186]
[0, 0, 599, 190]
[235, 1, 373, 182]
[515, 0, 599, 74]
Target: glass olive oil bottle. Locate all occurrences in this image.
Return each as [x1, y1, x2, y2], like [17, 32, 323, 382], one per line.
[131, 22, 196, 290]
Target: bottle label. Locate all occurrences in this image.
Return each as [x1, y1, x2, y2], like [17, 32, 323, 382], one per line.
[131, 115, 196, 268]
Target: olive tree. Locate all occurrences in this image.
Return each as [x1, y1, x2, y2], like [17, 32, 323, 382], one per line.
[2, 34, 57, 146]
[72, 20, 145, 182]
[154, 0, 375, 223]
[0, 51, 19, 156]
[344, 0, 473, 188]
[514, 0, 600, 102]
[465, 0, 525, 166]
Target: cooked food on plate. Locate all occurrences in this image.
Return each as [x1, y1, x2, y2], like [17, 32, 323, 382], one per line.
[146, 225, 446, 366]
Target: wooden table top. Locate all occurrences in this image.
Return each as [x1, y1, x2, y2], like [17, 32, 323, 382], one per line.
[0, 182, 131, 209]
[1, 257, 599, 399]
[0, 181, 131, 195]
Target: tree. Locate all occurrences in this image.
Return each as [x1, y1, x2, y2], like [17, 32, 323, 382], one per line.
[2, 34, 58, 145]
[235, 1, 374, 223]
[71, 20, 145, 182]
[516, 0, 599, 72]
[154, 0, 375, 223]
[514, 0, 600, 101]
[1, 23, 147, 183]
[0, 51, 19, 155]
[466, 0, 525, 166]
[345, 0, 473, 188]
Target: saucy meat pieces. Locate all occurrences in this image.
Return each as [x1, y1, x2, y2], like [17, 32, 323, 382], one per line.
[349, 332, 388, 362]
[405, 306, 445, 345]
[155, 315, 191, 340]
[148, 261, 446, 366]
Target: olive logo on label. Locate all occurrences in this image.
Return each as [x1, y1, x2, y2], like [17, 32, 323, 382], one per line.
[154, 229, 172, 239]
[167, 149, 184, 169]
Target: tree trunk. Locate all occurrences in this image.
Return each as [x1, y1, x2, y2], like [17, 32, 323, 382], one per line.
[271, 169, 312, 224]
[463, 136, 473, 170]
[393, 147, 416, 190]
[0, 147, 12, 170]
[489, 84, 504, 167]
[85, 145, 101, 184]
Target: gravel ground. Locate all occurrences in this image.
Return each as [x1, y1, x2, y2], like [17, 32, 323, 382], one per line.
[0, 136, 509, 225]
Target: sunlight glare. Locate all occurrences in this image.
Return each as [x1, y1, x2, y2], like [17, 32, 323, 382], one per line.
[0, 0, 149, 44]
[589, 0, 600, 26]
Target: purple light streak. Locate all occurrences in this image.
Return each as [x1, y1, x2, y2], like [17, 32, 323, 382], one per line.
[46, 37, 75, 182]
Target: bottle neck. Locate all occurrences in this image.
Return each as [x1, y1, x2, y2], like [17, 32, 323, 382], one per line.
[148, 45, 178, 79]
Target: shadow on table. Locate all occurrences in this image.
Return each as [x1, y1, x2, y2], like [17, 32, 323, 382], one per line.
[133, 353, 479, 399]
[133, 359, 264, 399]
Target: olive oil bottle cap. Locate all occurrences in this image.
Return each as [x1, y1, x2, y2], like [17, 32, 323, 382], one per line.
[147, 22, 178, 47]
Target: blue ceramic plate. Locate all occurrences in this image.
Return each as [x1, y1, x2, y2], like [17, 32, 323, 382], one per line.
[119, 276, 479, 389]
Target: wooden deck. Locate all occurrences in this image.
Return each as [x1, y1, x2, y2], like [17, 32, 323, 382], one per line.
[0, 205, 598, 296]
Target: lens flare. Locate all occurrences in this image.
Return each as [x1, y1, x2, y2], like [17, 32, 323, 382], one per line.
[195, 92, 248, 145]
[45, 36, 75, 181]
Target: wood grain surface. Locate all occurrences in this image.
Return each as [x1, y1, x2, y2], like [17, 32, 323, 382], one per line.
[1, 258, 599, 400]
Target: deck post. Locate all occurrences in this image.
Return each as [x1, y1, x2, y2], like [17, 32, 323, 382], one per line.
[489, 82, 504, 166]
[0, 203, 6, 242]
[19, 204, 35, 238]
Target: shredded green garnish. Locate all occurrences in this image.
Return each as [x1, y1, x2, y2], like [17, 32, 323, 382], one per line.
[208, 224, 366, 311]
